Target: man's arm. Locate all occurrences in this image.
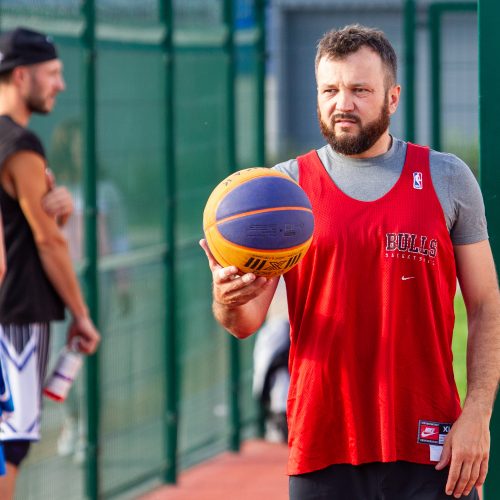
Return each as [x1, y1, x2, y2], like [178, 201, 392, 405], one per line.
[436, 240, 500, 497]
[200, 239, 279, 338]
[1, 151, 99, 353]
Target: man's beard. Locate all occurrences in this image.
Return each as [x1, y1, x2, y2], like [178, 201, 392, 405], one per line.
[26, 74, 51, 114]
[27, 94, 50, 114]
[318, 97, 390, 156]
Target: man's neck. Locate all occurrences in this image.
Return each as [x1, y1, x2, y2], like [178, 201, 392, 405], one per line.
[0, 107, 31, 128]
[344, 131, 392, 159]
[0, 89, 31, 127]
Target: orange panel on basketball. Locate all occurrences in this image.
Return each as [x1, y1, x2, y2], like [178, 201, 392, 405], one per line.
[203, 168, 314, 277]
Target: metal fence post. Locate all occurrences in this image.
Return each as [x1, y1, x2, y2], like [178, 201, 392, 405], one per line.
[159, 0, 179, 484]
[223, 0, 241, 453]
[429, 4, 442, 151]
[81, 0, 100, 498]
[404, 0, 416, 143]
[256, 0, 266, 168]
[254, 0, 267, 439]
[479, 0, 500, 496]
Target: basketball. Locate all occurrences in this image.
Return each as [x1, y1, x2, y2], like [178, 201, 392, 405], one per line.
[203, 167, 314, 277]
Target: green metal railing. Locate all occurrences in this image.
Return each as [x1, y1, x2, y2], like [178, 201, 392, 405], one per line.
[81, 1, 100, 497]
[404, 0, 417, 142]
[223, 0, 242, 455]
[479, 0, 500, 498]
[255, 0, 266, 168]
[159, 0, 178, 485]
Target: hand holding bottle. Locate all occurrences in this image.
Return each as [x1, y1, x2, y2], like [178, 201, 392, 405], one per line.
[43, 337, 83, 402]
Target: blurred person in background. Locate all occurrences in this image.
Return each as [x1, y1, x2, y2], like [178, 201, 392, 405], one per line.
[0, 27, 100, 499]
[253, 280, 290, 444]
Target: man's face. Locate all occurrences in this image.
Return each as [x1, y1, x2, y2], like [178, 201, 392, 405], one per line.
[316, 47, 400, 157]
[25, 59, 65, 114]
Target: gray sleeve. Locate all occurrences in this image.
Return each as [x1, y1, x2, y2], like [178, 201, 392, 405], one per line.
[272, 158, 299, 182]
[430, 151, 488, 245]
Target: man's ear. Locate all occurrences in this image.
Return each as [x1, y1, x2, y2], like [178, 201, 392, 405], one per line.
[11, 66, 28, 89]
[388, 84, 401, 115]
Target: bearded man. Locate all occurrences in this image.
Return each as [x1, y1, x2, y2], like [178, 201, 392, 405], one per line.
[201, 24, 499, 500]
[0, 27, 100, 499]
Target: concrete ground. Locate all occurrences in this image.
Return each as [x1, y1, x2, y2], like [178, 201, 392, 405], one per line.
[140, 440, 289, 500]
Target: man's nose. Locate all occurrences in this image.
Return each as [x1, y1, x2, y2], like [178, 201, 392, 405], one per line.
[57, 76, 66, 92]
[335, 90, 354, 112]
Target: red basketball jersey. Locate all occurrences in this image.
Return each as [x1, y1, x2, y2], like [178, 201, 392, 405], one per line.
[284, 143, 461, 475]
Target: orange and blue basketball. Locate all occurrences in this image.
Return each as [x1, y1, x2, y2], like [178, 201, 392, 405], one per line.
[203, 168, 314, 277]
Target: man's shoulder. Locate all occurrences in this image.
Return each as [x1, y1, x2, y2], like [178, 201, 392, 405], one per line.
[399, 139, 475, 183]
[272, 146, 328, 183]
[428, 148, 476, 182]
[272, 158, 299, 182]
[0, 116, 44, 155]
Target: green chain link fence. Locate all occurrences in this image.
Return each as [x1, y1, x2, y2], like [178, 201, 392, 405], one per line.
[0, 1, 265, 498]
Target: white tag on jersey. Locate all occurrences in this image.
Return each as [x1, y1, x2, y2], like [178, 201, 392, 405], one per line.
[430, 444, 443, 462]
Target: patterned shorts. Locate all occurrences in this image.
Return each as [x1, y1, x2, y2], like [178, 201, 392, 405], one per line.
[0, 323, 51, 441]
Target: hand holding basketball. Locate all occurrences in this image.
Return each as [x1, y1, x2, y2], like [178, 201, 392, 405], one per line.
[200, 238, 273, 308]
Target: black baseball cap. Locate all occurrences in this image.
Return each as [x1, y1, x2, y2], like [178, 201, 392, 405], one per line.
[0, 27, 58, 74]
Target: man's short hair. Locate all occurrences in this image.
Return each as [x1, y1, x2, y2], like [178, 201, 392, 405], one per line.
[315, 24, 397, 87]
[0, 70, 13, 85]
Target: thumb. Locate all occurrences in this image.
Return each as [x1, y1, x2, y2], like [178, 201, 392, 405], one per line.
[199, 239, 221, 271]
[435, 442, 452, 470]
[45, 168, 56, 190]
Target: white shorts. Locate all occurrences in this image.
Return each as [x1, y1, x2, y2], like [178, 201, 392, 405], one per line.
[0, 323, 51, 441]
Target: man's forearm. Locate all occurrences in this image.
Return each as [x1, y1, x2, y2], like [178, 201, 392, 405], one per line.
[37, 236, 89, 319]
[213, 299, 267, 339]
[209, 269, 279, 338]
[463, 291, 500, 414]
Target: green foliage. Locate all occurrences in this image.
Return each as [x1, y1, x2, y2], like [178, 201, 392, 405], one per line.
[453, 293, 468, 403]
[445, 139, 479, 179]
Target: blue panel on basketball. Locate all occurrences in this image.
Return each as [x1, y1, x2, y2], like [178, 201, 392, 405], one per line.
[216, 177, 312, 221]
[217, 210, 314, 250]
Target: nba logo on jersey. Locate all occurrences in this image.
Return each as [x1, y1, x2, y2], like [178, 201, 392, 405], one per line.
[413, 172, 423, 190]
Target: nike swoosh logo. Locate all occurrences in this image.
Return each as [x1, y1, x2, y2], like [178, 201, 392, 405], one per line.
[421, 429, 438, 438]
[401, 276, 415, 281]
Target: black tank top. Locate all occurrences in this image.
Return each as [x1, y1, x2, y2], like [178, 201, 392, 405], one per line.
[0, 115, 64, 323]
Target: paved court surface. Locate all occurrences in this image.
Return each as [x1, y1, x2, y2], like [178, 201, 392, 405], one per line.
[140, 440, 289, 500]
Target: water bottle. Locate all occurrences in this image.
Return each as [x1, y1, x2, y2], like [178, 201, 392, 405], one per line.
[43, 338, 83, 402]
